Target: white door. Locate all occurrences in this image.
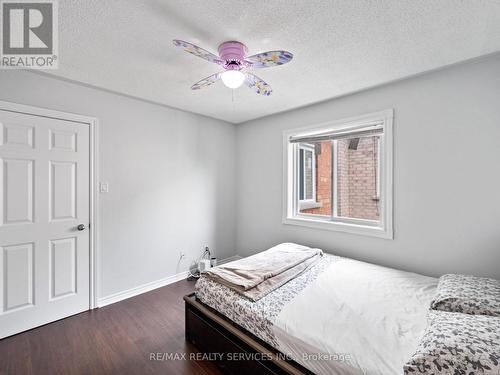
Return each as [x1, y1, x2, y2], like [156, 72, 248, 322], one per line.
[0, 108, 91, 338]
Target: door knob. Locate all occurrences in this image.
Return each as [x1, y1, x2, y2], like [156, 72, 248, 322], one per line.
[77, 224, 87, 231]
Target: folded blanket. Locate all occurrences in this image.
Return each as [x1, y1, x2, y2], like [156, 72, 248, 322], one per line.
[204, 243, 323, 301]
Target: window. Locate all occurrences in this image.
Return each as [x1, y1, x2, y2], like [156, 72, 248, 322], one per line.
[283, 110, 393, 238]
[298, 144, 320, 210]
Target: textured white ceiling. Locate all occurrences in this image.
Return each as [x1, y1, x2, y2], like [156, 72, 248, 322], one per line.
[52, 0, 500, 123]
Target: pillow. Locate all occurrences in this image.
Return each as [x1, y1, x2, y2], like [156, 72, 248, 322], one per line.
[430, 274, 500, 317]
[404, 310, 500, 374]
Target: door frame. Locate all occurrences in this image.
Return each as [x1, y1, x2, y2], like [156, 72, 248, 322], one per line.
[0, 99, 99, 309]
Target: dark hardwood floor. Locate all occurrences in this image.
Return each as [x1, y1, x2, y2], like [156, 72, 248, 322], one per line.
[0, 279, 223, 375]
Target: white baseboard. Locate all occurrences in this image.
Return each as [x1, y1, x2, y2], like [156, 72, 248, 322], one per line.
[97, 254, 241, 308]
[97, 270, 189, 307]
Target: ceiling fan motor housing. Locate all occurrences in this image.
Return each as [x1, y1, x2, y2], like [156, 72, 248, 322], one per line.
[218, 41, 247, 70]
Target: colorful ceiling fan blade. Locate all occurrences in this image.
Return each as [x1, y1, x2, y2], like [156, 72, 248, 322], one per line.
[191, 73, 221, 90]
[173, 40, 222, 64]
[245, 73, 272, 96]
[245, 50, 293, 68]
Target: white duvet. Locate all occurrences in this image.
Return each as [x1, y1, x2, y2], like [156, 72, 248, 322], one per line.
[272, 258, 437, 375]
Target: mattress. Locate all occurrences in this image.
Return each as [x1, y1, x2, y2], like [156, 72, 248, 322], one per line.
[195, 254, 438, 375]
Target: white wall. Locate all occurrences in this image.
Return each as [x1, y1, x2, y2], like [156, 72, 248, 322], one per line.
[0, 71, 237, 299]
[236, 54, 500, 279]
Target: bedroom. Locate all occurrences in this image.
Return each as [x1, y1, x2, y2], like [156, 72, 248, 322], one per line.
[0, 0, 499, 374]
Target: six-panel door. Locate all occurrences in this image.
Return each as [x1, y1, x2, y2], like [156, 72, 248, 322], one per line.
[0, 109, 90, 338]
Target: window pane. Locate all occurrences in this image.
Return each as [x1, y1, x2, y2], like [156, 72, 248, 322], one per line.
[299, 149, 304, 200]
[299, 141, 332, 216]
[304, 149, 313, 200]
[336, 135, 380, 221]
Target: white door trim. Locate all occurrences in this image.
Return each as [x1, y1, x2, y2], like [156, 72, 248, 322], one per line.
[0, 100, 99, 309]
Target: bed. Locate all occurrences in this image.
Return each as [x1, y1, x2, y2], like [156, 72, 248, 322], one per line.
[186, 248, 438, 375]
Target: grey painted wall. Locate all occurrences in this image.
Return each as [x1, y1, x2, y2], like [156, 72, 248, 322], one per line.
[1, 52, 498, 303]
[236, 54, 500, 279]
[0, 71, 237, 299]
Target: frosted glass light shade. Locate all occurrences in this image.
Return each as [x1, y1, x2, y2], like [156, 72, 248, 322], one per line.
[221, 70, 245, 89]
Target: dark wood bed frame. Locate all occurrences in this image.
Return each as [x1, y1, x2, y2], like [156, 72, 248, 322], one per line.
[184, 293, 314, 375]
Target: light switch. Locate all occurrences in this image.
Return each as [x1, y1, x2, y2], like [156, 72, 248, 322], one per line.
[99, 182, 109, 193]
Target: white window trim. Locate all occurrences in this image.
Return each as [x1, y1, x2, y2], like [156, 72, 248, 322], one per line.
[298, 143, 317, 208]
[282, 109, 394, 239]
[332, 139, 339, 217]
[376, 137, 381, 199]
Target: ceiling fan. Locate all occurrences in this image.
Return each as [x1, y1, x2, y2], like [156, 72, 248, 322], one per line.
[172, 40, 293, 96]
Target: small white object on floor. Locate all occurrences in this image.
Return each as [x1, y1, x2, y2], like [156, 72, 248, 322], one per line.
[198, 259, 211, 273]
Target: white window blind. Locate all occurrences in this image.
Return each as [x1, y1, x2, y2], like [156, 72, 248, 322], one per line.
[289, 122, 383, 143]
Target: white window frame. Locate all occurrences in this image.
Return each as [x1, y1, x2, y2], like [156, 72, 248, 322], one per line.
[297, 143, 319, 209]
[282, 109, 393, 239]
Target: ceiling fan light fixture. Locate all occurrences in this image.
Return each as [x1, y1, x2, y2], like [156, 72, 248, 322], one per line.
[173, 39, 292, 96]
[221, 70, 245, 89]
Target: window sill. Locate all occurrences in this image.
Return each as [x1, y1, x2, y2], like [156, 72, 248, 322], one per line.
[298, 201, 323, 210]
[282, 216, 393, 239]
